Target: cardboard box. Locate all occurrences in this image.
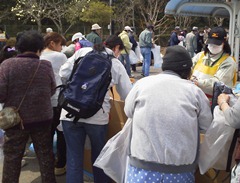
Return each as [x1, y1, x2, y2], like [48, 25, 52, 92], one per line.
[84, 98, 127, 175]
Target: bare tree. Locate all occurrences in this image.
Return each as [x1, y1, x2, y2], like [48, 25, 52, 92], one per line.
[45, 0, 89, 35]
[12, 0, 50, 32]
[134, 0, 172, 40]
[173, 16, 197, 31]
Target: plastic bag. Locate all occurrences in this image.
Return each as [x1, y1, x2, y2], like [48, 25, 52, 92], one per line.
[94, 118, 132, 183]
[151, 44, 163, 68]
[135, 45, 143, 63]
[198, 96, 237, 174]
[129, 50, 139, 65]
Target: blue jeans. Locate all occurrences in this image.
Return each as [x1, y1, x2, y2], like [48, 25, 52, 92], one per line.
[141, 47, 151, 76]
[62, 121, 110, 183]
[119, 54, 131, 76]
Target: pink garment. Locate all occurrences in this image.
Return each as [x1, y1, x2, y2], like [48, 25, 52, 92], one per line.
[74, 42, 81, 51]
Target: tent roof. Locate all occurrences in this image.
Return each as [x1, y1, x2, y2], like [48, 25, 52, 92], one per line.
[164, 0, 240, 63]
[165, 0, 230, 17]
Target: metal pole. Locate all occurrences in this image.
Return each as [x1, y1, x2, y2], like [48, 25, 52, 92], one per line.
[109, 0, 112, 35]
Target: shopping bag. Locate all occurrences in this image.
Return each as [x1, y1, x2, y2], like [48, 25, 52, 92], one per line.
[129, 50, 139, 65]
[94, 118, 132, 183]
[135, 45, 143, 63]
[198, 96, 238, 174]
[151, 44, 163, 68]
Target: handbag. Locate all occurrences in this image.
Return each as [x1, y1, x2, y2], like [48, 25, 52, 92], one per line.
[0, 61, 41, 130]
[94, 118, 132, 183]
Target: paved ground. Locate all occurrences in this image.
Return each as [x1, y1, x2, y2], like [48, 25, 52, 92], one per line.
[0, 65, 162, 183]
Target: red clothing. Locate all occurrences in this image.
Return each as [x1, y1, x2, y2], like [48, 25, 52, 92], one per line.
[0, 53, 56, 126]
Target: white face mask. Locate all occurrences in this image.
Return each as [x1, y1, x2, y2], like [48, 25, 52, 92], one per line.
[208, 44, 223, 55]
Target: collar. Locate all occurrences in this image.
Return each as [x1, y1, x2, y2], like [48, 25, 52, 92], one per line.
[161, 70, 182, 78]
[17, 52, 39, 59]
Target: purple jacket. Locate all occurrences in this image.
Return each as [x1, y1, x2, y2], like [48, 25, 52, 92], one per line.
[0, 53, 56, 127]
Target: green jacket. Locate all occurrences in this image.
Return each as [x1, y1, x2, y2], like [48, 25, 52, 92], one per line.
[139, 29, 153, 48]
[86, 31, 102, 45]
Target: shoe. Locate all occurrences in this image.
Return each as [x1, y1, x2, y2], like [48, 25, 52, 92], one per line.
[55, 166, 66, 176]
[141, 73, 145, 77]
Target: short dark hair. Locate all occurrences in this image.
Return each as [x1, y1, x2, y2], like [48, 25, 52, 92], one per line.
[105, 35, 124, 50]
[16, 30, 44, 53]
[94, 35, 124, 52]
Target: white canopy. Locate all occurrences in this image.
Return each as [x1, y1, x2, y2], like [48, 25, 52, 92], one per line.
[165, 0, 240, 63]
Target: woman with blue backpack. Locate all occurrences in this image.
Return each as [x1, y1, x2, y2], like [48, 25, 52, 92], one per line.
[59, 35, 132, 183]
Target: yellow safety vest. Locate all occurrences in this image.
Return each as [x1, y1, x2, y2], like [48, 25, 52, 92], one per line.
[193, 52, 237, 87]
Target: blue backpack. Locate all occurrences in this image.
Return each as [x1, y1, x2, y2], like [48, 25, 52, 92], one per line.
[79, 39, 93, 48]
[58, 49, 113, 122]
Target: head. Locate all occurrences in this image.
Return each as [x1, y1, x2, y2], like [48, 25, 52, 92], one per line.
[71, 32, 83, 43]
[15, 30, 44, 54]
[44, 32, 66, 52]
[205, 26, 231, 55]
[0, 45, 18, 64]
[146, 24, 154, 32]
[175, 26, 181, 33]
[162, 45, 193, 79]
[124, 26, 133, 34]
[46, 27, 53, 33]
[0, 27, 4, 33]
[192, 26, 198, 33]
[91, 23, 101, 34]
[94, 35, 124, 57]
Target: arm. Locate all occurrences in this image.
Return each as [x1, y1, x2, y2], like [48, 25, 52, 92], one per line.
[193, 35, 197, 51]
[218, 93, 240, 128]
[195, 87, 213, 133]
[47, 63, 57, 96]
[112, 59, 132, 100]
[194, 56, 237, 92]
[0, 63, 8, 102]
[124, 83, 138, 118]
[122, 35, 132, 51]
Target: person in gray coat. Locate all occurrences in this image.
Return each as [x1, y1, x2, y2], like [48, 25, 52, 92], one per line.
[186, 26, 198, 58]
[124, 45, 212, 183]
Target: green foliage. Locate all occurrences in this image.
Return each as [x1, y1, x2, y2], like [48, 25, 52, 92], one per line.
[80, 1, 113, 25]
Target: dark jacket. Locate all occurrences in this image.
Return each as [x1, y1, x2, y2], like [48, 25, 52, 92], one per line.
[170, 32, 180, 46]
[0, 53, 56, 126]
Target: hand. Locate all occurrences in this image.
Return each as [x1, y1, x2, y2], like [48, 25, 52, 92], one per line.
[217, 93, 230, 105]
[190, 76, 198, 86]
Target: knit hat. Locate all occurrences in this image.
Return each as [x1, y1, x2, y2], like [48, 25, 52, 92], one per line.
[162, 45, 192, 71]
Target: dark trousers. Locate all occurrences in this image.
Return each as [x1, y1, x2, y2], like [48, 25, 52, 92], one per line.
[52, 107, 66, 168]
[2, 123, 56, 183]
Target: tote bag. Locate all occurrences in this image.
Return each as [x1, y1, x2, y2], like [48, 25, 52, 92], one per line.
[94, 118, 132, 183]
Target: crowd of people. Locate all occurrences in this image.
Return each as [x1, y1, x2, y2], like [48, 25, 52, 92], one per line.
[0, 22, 239, 183]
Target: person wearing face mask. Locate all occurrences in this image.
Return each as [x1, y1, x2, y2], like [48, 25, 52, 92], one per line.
[59, 35, 132, 183]
[191, 26, 237, 101]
